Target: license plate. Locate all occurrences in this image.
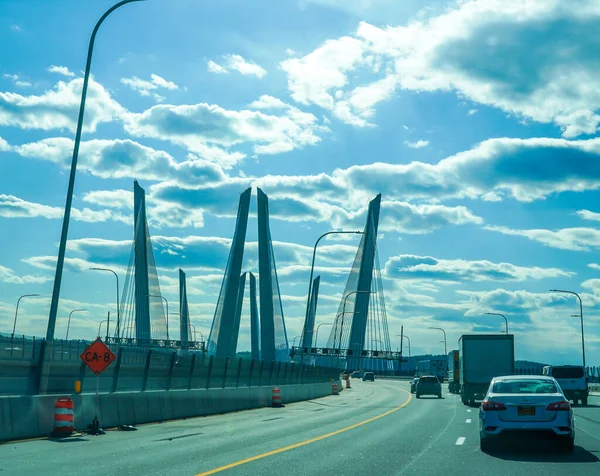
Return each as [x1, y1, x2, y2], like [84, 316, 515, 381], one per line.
[518, 406, 535, 416]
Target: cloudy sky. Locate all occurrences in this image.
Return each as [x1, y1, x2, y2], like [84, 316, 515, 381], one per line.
[1, 0, 599, 365]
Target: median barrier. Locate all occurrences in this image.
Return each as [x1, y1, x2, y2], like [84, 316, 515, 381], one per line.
[0, 380, 342, 442]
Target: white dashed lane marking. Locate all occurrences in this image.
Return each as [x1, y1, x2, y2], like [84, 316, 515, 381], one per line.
[455, 437, 466, 445]
[465, 419, 472, 423]
[466, 409, 472, 412]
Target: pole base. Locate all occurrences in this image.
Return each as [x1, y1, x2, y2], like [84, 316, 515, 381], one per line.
[87, 417, 106, 435]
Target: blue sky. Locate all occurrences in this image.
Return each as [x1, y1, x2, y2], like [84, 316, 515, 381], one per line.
[1, 0, 599, 365]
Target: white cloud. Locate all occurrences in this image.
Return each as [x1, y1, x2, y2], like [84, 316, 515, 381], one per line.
[404, 139, 429, 149]
[0, 264, 51, 284]
[467, 109, 478, 116]
[0, 78, 125, 132]
[384, 254, 573, 282]
[120, 73, 178, 102]
[281, 1, 600, 136]
[224, 54, 267, 78]
[0, 194, 130, 224]
[47, 65, 75, 77]
[588, 263, 600, 271]
[207, 55, 267, 78]
[207, 60, 228, 74]
[3, 74, 31, 88]
[10, 25, 22, 33]
[577, 209, 600, 222]
[124, 102, 327, 166]
[485, 225, 600, 252]
[249, 95, 288, 109]
[14, 137, 226, 185]
[280, 35, 365, 111]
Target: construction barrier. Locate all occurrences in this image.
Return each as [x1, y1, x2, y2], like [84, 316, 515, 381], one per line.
[332, 382, 339, 395]
[52, 397, 74, 437]
[272, 387, 282, 407]
[345, 378, 351, 389]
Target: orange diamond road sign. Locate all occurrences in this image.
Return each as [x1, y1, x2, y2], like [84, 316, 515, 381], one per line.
[80, 338, 116, 375]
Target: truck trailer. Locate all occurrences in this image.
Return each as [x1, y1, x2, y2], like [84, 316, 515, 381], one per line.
[448, 350, 460, 394]
[416, 359, 446, 382]
[459, 334, 515, 406]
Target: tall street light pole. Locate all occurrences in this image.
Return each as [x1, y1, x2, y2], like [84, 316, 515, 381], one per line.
[397, 334, 411, 358]
[65, 309, 87, 340]
[46, 0, 146, 342]
[148, 294, 169, 340]
[314, 322, 332, 348]
[339, 290, 373, 351]
[551, 289, 586, 368]
[13, 294, 41, 336]
[485, 312, 508, 334]
[428, 327, 447, 355]
[90, 267, 120, 338]
[98, 320, 108, 338]
[301, 230, 364, 347]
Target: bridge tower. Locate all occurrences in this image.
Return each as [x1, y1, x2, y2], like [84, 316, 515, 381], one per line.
[257, 188, 289, 362]
[207, 188, 251, 358]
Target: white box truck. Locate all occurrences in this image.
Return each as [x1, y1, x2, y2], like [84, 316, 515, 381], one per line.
[542, 365, 589, 405]
[459, 334, 515, 406]
[416, 359, 446, 381]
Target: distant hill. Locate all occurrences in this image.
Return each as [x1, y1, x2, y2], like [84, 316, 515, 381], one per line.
[515, 360, 548, 369]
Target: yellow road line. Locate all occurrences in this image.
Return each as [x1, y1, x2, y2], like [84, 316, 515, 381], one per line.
[196, 388, 412, 475]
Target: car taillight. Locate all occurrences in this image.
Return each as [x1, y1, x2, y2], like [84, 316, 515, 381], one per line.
[547, 401, 571, 411]
[481, 400, 507, 411]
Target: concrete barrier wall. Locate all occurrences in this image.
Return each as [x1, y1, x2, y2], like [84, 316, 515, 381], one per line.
[0, 380, 340, 442]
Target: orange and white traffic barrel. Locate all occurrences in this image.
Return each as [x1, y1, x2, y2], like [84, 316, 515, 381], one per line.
[332, 382, 339, 395]
[345, 378, 351, 389]
[52, 397, 74, 436]
[272, 387, 282, 407]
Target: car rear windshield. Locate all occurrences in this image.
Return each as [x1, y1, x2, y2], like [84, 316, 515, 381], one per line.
[420, 377, 439, 383]
[551, 367, 584, 379]
[492, 379, 558, 394]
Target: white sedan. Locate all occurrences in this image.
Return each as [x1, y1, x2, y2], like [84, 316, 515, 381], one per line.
[479, 375, 575, 453]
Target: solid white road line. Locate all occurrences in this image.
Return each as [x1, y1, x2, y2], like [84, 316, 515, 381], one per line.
[465, 419, 471, 423]
[455, 437, 466, 445]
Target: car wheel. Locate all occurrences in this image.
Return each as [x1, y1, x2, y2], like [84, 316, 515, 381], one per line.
[573, 399, 579, 406]
[438, 393, 442, 399]
[462, 397, 468, 405]
[582, 397, 588, 406]
[558, 435, 574, 453]
[480, 437, 492, 453]
[416, 393, 421, 399]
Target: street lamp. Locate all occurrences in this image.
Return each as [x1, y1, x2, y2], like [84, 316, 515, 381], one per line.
[90, 267, 120, 338]
[314, 322, 332, 348]
[550, 289, 586, 368]
[428, 327, 447, 355]
[338, 290, 374, 352]
[485, 312, 508, 334]
[372, 339, 385, 350]
[147, 294, 170, 340]
[292, 335, 302, 348]
[12, 294, 41, 336]
[46, 0, 146, 342]
[65, 309, 87, 340]
[301, 230, 364, 347]
[98, 320, 108, 338]
[397, 334, 411, 358]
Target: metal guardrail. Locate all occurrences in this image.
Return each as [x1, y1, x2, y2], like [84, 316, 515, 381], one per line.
[290, 346, 405, 360]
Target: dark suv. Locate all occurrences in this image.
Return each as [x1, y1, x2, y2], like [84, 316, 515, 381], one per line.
[416, 376, 442, 398]
[362, 372, 375, 382]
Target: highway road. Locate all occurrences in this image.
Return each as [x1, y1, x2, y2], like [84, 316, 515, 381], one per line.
[1, 380, 599, 475]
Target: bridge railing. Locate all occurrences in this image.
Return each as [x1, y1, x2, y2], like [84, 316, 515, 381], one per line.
[0, 335, 340, 395]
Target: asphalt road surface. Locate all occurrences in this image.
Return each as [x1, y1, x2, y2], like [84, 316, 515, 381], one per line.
[1, 380, 598, 475]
